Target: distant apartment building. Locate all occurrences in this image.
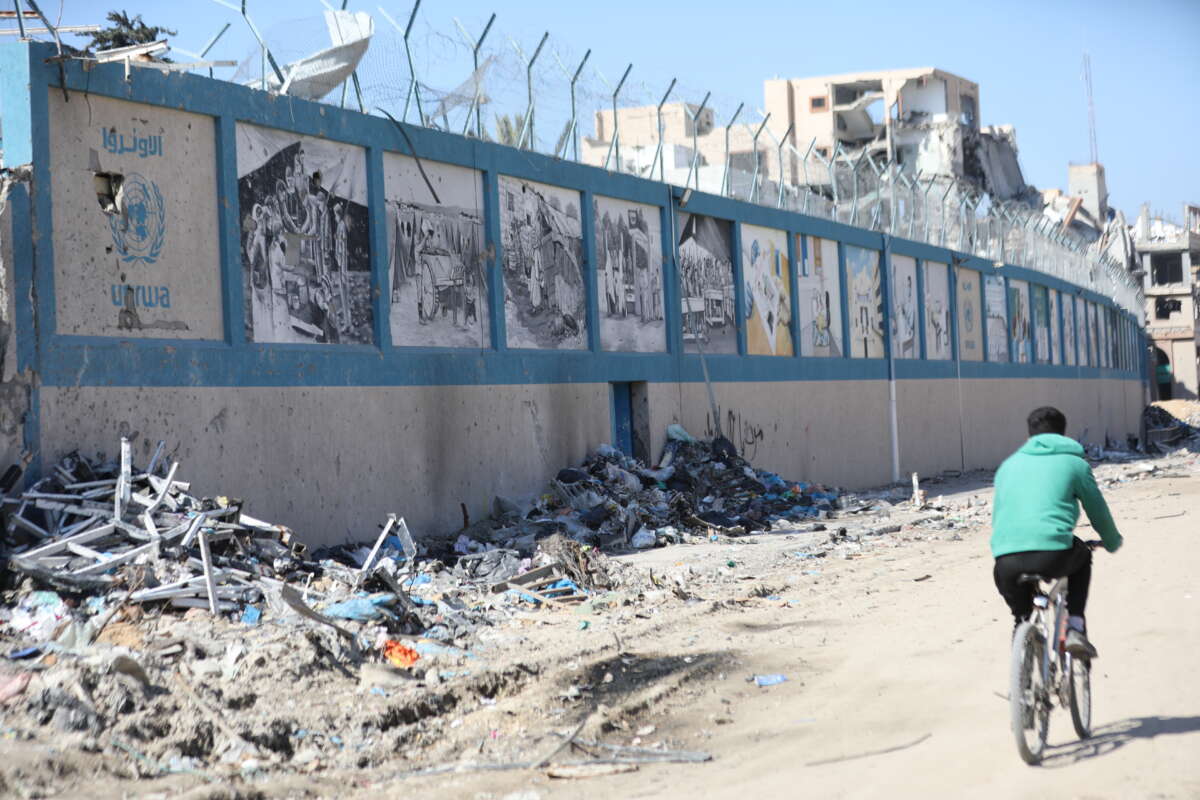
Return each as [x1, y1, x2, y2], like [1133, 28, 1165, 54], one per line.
[1134, 204, 1200, 399]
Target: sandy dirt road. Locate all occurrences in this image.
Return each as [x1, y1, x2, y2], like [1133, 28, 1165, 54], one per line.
[404, 468, 1200, 800]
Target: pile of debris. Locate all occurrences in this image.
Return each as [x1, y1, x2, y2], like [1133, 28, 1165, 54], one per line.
[453, 426, 842, 558]
[0, 427, 848, 784]
[1142, 404, 1200, 452]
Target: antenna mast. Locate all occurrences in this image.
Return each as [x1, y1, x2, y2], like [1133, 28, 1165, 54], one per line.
[1083, 52, 1098, 164]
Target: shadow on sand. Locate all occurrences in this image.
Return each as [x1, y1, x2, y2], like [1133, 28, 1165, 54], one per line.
[1041, 715, 1200, 767]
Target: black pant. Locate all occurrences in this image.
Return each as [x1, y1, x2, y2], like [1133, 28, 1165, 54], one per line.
[993, 537, 1092, 623]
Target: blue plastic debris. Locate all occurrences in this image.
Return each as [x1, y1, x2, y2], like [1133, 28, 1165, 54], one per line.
[754, 674, 788, 687]
[240, 605, 261, 626]
[322, 593, 398, 621]
[5, 646, 41, 660]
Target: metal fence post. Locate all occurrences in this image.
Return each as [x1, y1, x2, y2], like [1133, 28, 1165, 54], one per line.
[603, 63, 633, 171]
[720, 102, 745, 197]
[650, 77, 677, 182]
[685, 92, 712, 192]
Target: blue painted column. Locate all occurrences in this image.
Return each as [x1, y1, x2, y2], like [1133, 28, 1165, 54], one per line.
[948, 262, 959, 362]
[214, 115, 244, 346]
[787, 231, 802, 358]
[837, 242, 851, 359]
[731, 222, 747, 355]
[482, 170, 505, 351]
[579, 189, 601, 352]
[661, 196, 682, 357]
[979, 268, 990, 363]
[365, 146, 389, 349]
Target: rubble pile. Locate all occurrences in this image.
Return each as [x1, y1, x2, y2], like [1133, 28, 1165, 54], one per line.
[0, 429, 848, 786]
[453, 426, 842, 557]
[1143, 404, 1200, 452]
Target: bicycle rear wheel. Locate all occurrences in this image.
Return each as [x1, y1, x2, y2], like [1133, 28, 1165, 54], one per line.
[1010, 621, 1051, 765]
[1067, 653, 1092, 738]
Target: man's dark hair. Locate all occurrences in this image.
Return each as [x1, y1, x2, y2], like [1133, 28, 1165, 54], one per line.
[1027, 406, 1067, 436]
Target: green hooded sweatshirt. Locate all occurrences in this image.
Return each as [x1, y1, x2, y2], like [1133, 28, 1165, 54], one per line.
[990, 433, 1123, 558]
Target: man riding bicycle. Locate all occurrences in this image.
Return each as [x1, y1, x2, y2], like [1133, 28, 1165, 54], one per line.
[991, 406, 1123, 659]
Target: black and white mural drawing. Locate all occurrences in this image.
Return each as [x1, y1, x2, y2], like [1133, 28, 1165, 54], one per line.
[1009, 279, 1031, 364]
[924, 261, 951, 360]
[1048, 289, 1060, 364]
[499, 176, 587, 349]
[677, 213, 736, 354]
[891, 254, 918, 359]
[985, 275, 1009, 363]
[237, 124, 372, 344]
[594, 195, 666, 352]
[385, 154, 488, 348]
[1063, 294, 1077, 366]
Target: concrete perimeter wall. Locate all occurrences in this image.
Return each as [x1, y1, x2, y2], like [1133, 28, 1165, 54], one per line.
[0, 42, 1147, 546]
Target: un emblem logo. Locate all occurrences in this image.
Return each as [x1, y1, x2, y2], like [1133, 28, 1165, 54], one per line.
[109, 173, 166, 265]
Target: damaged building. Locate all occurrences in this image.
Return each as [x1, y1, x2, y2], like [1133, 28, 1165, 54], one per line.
[1134, 203, 1200, 399]
[584, 67, 1032, 205]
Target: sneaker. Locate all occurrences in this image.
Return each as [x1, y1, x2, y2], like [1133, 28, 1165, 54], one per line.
[1065, 628, 1098, 659]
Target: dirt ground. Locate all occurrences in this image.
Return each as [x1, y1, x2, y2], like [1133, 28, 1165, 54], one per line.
[2, 454, 1197, 799]
[372, 462, 1200, 800]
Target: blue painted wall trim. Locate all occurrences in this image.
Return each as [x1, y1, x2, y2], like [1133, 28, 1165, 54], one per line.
[2, 40, 1142, 393]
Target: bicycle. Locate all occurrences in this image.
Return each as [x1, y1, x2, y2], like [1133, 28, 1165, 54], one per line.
[1008, 540, 1102, 765]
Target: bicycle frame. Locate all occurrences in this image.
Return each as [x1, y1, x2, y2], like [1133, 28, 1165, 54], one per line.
[1030, 577, 1071, 705]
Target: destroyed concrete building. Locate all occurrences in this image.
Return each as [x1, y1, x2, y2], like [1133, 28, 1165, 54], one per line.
[583, 67, 1030, 204]
[1134, 203, 1200, 399]
[583, 68, 1142, 277]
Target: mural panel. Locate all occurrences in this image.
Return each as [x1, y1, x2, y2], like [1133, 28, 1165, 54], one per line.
[1089, 302, 1100, 368]
[1008, 279, 1031, 363]
[594, 196, 665, 352]
[846, 245, 884, 358]
[237, 124, 372, 344]
[1063, 294, 1076, 366]
[1048, 289, 1060, 365]
[985, 275, 1009, 363]
[890, 254, 918, 359]
[1103, 309, 1113, 368]
[49, 94, 223, 338]
[742, 224, 792, 356]
[956, 267, 982, 361]
[1032, 285, 1050, 364]
[677, 213, 736, 354]
[384, 153, 488, 348]
[924, 261, 951, 360]
[1079, 297, 1091, 366]
[796, 235, 843, 357]
[499, 176, 586, 349]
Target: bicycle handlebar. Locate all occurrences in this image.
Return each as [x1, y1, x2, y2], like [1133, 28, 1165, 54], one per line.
[1083, 540, 1105, 551]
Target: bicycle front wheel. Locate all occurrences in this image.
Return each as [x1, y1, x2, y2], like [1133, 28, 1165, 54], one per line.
[1067, 653, 1092, 739]
[1010, 621, 1051, 765]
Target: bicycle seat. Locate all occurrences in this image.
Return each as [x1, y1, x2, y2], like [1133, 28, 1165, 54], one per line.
[1017, 573, 1049, 585]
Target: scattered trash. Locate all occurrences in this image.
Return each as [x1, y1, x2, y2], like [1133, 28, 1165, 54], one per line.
[382, 640, 420, 668]
[753, 674, 788, 687]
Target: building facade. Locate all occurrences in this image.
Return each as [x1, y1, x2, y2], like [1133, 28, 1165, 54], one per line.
[1135, 204, 1200, 399]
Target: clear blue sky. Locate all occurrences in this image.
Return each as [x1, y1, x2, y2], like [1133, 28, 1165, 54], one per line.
[49, 0, 1200, 220]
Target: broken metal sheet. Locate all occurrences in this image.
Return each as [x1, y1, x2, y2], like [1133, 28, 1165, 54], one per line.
[258, 10, 374, 101]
